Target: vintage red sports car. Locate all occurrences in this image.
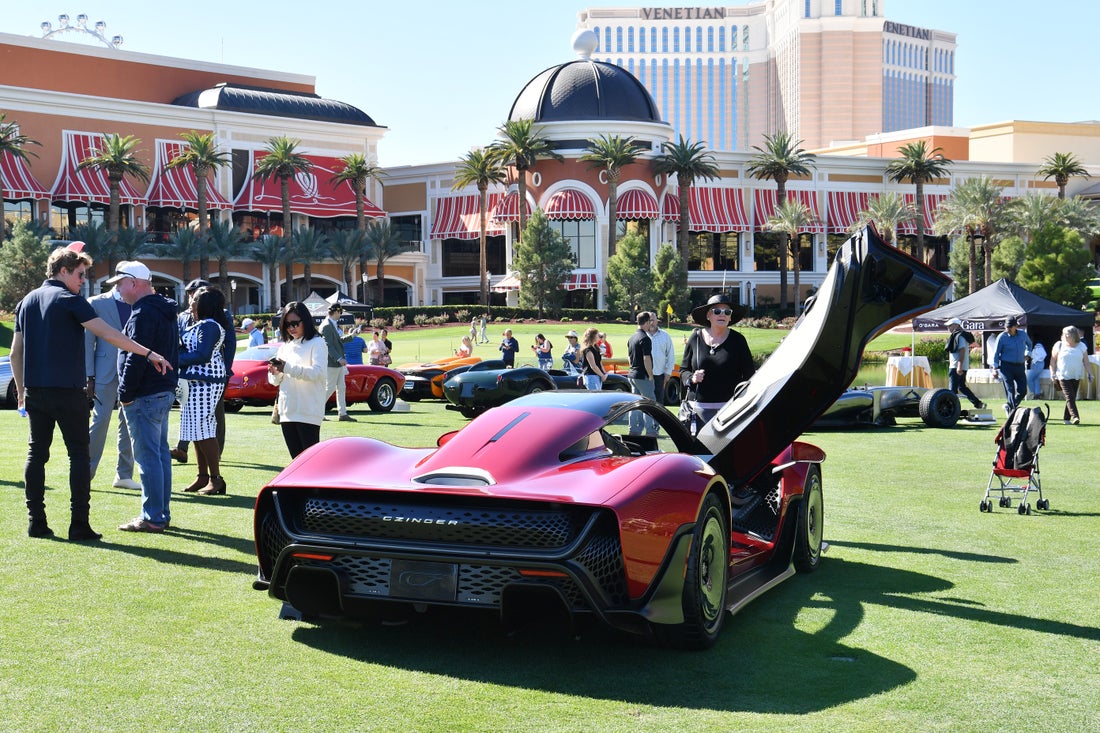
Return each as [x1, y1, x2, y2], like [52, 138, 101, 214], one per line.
[225, 343, 405, 413]
[253, 229, 949, 648]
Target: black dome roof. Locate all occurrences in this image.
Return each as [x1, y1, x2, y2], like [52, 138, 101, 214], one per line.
[173, 83, 380, 127]
[508, 59, 662, 124]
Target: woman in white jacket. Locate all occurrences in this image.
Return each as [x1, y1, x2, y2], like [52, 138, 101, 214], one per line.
[268, 302, 328, 458]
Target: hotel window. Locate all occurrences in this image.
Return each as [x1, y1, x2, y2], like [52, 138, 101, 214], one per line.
[674, 27, 680, 53]
[689, 233, 740, 271]
[605, 27, 612, 54]
[390, 215, 422, 250]
[629, 27, 635, 52]
[718, 26, 725, 52]
[684, 26, 690, 53]
[616, 26, 623, 53]
[593, 27, 601, 51]
[662, 27, 668, 53]
[708, 26, 714, 52]
[549, 220, 596, 269]
[743, 26, 749, 50]
[861, 0, 867, 15]
[696, 26, 703, 50]
[651, 27, 657, 52]
[835, 0, 843, 15]
[441, 237, 505, 277]
[639, 26, 645, 52]
[730, 26, 738, 50]
[805, 0, 811, 18]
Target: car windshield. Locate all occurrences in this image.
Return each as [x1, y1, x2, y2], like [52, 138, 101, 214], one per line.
[238, 344, 281, 361]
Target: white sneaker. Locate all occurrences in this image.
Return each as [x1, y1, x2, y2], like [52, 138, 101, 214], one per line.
[113, 477, 142, 490]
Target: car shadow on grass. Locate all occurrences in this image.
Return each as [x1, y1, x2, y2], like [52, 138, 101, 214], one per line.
[284, 558, 953, 714]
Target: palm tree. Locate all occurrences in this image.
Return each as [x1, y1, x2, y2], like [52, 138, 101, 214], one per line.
[1037, 152, 1090, 199]
[885, 141, 951, 264]
[68, 222, 114, 290]
[254, 136, 312, 297]
[205, 220, 247, 290]
[1006, 193, 1060, 245]
[934, 176, 1007, 292]
[0, 113, 41, 241]
[580, 134, 644, 270]
[767, 200, 817, 313]
[488, 118, 563, 237]
[451, 149, 505, 306]
[156, 227, 205, 287]
[112, 226, 153, 263]
[331, 153, 385, 232]
[853, 192, 916, 248]
[747, 131, 816, 311]
[364, 220, 405, 306]
[327, 229, 365, 297]
[77, 133, 150, 234]
[251, 235, 286, 312]
[167, 130, 230, 276]
[653, 136, 719, 268]
[291, 227, 330, 296]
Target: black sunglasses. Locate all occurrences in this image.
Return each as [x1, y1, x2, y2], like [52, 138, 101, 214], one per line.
[285, 319, 303, 327]
[711, 308, 734, 316]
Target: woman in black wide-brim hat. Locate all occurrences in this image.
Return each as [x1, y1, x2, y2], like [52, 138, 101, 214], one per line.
[679, 294, 755, 434]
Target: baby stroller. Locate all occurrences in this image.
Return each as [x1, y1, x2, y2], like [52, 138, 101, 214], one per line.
[980, 404, 1049, 515]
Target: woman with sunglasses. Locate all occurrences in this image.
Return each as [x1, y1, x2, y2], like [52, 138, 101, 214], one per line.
[268, 302, 327, 458]
[679, 294, 755, 434]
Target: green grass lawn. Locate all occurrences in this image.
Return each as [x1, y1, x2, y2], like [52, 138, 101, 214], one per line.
[1, 393, 1098, 732]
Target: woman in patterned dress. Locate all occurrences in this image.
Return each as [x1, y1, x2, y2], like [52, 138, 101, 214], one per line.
[178, 288, 228, 495]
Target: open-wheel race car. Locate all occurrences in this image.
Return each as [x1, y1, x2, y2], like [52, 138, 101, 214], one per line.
[815, 385, 995, 428]
[253, 227, 950, 648]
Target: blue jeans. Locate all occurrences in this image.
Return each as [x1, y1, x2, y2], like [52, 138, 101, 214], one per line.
[585, 374, 603, 391]
[998, 362, 1028, 411]
[122, 391, 174, 525]
[628, 377, 658, 434]
[1026, 362, 1044, 397]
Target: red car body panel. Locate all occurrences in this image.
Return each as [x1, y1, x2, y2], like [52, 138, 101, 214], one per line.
[226, 343, 405, 409]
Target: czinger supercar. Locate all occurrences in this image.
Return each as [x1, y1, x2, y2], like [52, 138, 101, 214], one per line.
[253, 228, 950, 648]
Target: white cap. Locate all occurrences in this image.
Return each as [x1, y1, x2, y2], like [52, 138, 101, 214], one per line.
[946, 318, 963, 327]
[566, 330, 579, 338]
[242, 318, 255, 328]
[106, 261, 152, 283]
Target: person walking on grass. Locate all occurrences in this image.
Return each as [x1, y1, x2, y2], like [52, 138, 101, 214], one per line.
[12, 248, 171, 541]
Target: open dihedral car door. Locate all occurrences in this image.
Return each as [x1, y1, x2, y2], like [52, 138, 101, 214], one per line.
[699, 226, 952, 484]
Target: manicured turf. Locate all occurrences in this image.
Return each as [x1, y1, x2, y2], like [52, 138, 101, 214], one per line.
[2, 326, 1097, 731]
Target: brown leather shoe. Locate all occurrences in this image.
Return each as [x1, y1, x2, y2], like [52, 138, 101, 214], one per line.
[170, 447, 188, 463]
[182, 474, 209, 493]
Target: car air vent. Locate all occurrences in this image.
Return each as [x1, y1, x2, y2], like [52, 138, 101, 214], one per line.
[413, 467, 493, 487]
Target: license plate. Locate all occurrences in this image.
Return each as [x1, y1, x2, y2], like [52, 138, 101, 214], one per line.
[389, 559, 457, 601]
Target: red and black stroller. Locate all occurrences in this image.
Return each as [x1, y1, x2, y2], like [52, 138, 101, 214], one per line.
[980, 405, 1049, 515]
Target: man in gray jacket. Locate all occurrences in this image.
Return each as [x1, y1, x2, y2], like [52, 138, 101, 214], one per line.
[86, 285, 139, 489]
[322, 304, 353, 421]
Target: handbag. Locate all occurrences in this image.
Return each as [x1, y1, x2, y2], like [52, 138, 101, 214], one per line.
[380, 352, 392, 366]
[271, 401, 280, 424]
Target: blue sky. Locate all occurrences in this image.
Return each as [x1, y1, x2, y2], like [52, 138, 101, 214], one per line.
[3, 1, 1096, 166]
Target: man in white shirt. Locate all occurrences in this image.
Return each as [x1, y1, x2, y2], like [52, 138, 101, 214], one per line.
[243, 318, 264, 347]
[646, 311, 676, 406]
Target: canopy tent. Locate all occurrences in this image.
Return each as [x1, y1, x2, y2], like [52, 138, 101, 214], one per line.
[326, 290, 372, 314]
[913, 278, 1094, 355]
[301, 291, 331, 319]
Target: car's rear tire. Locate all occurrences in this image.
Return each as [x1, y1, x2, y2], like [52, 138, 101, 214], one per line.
[368, 378, 398, 412]
[663, 378, 682, 406]
[793, 465, 824, 573]
[224, 400, 244, 414]
[6, 379, 15, 408]
[655, 491, 729, 650]
[919, 388, 960, 428]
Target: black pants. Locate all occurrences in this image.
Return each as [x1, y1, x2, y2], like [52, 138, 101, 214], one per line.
[281, 421, 320, 459]
[24, 387, 91, 521]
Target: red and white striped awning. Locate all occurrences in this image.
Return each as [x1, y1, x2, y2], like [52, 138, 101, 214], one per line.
[544, 188, 596, 220]
[490, 272, 598, 291]
[753, 189, 825, 233]
[615, 188, 659, 220]
[661, 187, 750, 232]
[233, 152, 385, 218]
[430, 193, 505, 240]
[898, 193, 947, 235]
[563, 272, 599, 291]
[491, 273, 521, 292]
[51, 131, 147, 206]
[490, 191, 531, 223]
[826, 191, 871, 233]
[1, 148, 49, 201]
[146, 140, 231, 210]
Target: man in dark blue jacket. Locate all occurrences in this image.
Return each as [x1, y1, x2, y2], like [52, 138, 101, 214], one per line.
[111, 261, 180, 533]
